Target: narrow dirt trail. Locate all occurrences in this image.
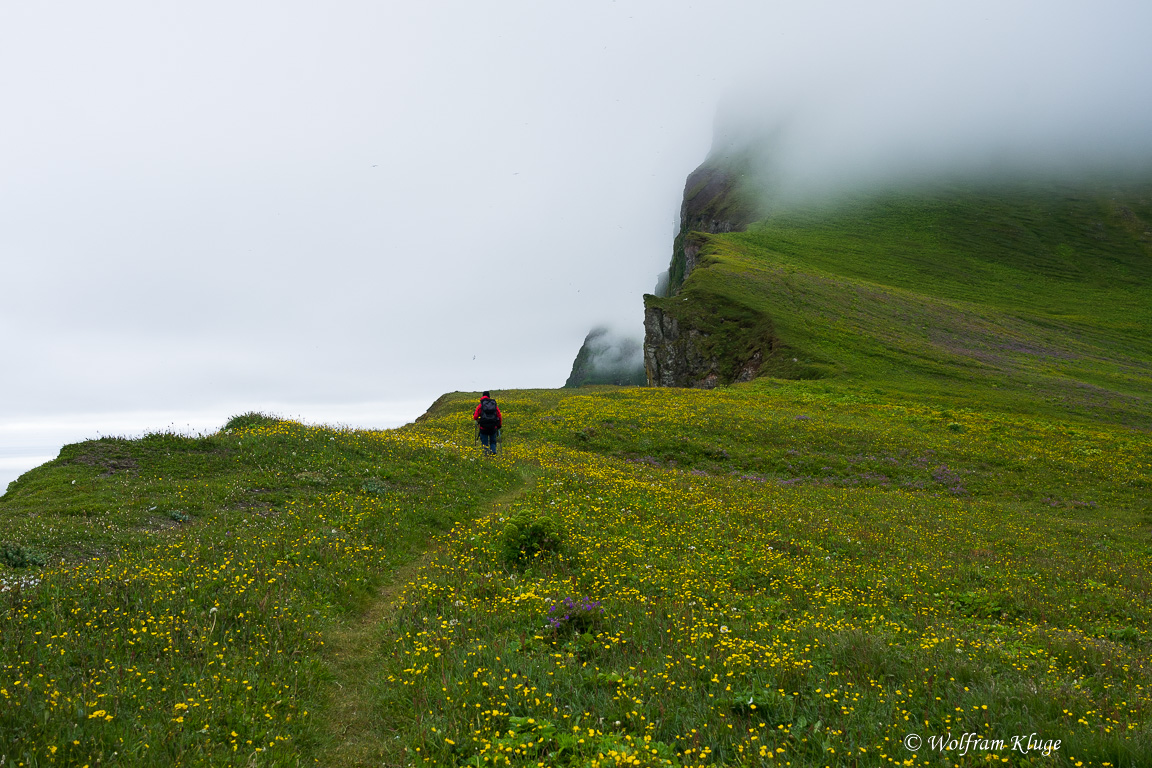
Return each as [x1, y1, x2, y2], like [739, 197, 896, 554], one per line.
[317, 471, 537, 767]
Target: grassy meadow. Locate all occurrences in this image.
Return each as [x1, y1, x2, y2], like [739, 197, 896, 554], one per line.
[0, 414, 523, 766]
[3, 179, 1152, 767]
[2, 381, 1150, 767]
[388, 385, 1151, 768]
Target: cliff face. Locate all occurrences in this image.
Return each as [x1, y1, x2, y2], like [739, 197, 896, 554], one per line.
[565, 134, 777, 390]
[680, 162, 762, 235]
[643, 294, 773, 389]
[643, 147, 775, 388]
[667, 148, 769, 295]
[644, 305, 724, 388]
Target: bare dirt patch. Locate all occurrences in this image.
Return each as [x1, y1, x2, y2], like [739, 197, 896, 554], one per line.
[71, 443, 139, 476]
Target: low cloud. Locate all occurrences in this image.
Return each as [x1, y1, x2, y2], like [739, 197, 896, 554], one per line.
[565, 327, 646, 388]
[711, 4, 1152, 199]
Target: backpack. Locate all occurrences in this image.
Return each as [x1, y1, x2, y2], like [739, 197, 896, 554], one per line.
[477, 398, 500, 430]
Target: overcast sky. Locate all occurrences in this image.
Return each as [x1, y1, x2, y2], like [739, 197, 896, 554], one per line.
[3, 0, 1152, 485]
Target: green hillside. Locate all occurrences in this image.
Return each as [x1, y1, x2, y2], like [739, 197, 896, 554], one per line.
[647, 179, 1152, 426]
[3, 175, 1152, 767]
[3, 378, 1151, 766]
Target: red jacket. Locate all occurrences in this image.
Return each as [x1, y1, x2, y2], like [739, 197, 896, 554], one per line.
[472, 396, 502, 429]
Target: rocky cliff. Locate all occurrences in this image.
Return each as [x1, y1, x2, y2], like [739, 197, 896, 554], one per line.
[642, 144, 776, 388]
[642, 288, 775, 389]
[564, 133, 777, 390]
[643, 304, 767, 388]
[666, 145, 770, 294]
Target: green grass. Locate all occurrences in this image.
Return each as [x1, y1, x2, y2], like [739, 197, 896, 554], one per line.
[0, 414, 522, 766]
[366, 388, 1152, 767]
[3, 383, 1151, 767]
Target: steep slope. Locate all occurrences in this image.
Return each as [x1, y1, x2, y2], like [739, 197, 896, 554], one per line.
[645, 166, 1152, 425]
[571, 140, 775, 390]
[643, 144, 776, 388]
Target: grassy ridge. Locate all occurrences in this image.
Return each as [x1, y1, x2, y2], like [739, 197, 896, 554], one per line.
[0, 414, 522, 766]
[656, 180, 1152, 425]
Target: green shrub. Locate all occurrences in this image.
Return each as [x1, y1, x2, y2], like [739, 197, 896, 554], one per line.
[0, 543, 46, 569]
[499, 511, 564, 569]
[223, 412, 282, 431]
[361, 478, 392, 495]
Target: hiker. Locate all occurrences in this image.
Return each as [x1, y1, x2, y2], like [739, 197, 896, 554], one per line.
[472, 391, 502, 455]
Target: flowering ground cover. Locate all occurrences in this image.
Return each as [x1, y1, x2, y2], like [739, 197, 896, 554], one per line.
[1, 382, 1150, 767]
[0, 413, 522, 766]
[377, 386, 1151, 767]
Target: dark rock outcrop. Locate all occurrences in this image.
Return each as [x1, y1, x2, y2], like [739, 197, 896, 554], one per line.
[680, 162, 762, 236]
[643, 296, 772, 389]
[643, 305, 719, 388]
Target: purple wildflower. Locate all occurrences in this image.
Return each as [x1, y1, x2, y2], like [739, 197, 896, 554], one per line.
[546, 596, 604, 631]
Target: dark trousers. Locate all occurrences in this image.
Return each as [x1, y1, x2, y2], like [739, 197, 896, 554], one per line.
[479, 430, 498, 454]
